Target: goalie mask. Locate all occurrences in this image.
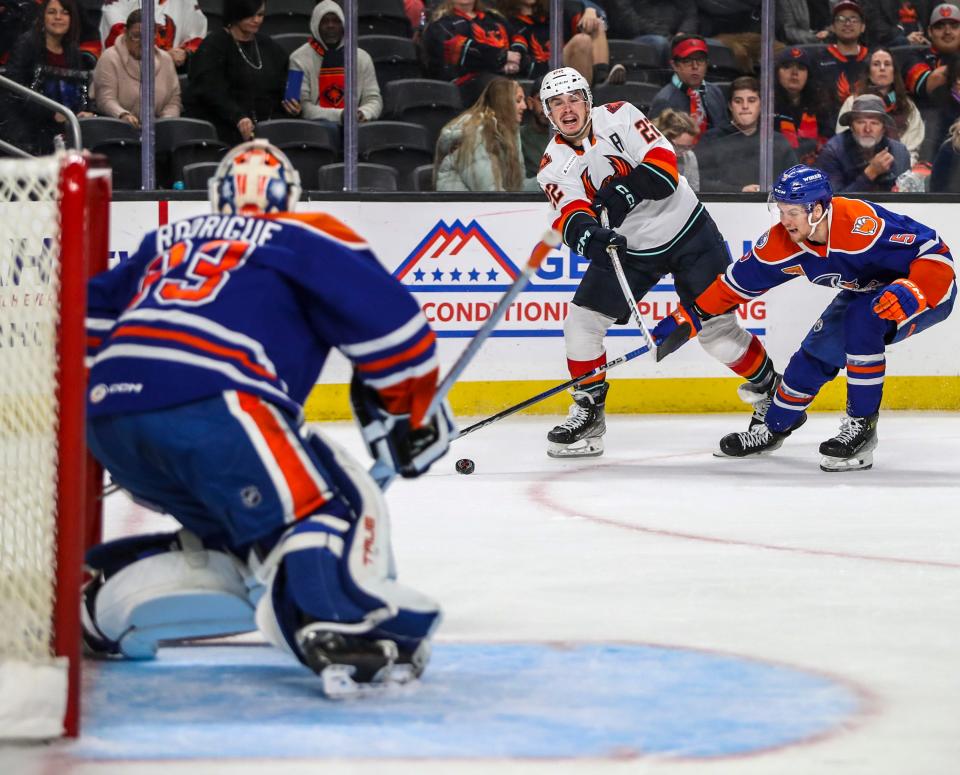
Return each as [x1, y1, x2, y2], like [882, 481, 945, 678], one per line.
[210, 140, 302, 216]
[540, 67, 593, 139]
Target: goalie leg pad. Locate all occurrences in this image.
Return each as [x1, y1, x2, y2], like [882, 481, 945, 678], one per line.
[254, 433, 441, 677]
[697, 311, 753, 364]
[84, 531, 256, 659]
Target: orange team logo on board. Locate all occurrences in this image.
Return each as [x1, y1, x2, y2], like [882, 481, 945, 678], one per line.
[851, 215, 879, 236]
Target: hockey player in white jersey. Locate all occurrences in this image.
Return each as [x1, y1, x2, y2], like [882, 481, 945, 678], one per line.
[537, 67, 778, 457]
[81, 141, 453, 696]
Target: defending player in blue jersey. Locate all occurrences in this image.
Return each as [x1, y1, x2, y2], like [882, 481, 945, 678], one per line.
[81, 141, 454, 695]
[654, 164, 956, 471]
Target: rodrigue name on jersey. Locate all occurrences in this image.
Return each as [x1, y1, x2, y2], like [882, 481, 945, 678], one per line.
[537, 101, 703, 256]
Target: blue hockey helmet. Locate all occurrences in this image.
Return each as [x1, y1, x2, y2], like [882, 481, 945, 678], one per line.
[771, 164, 833, 211]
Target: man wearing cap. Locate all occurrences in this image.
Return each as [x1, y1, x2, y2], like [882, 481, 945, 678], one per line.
[903, 3, 960, 106]
[648, 34, 728, 134]
[815, 93, 911, 191]
[816, 1, 869, 104]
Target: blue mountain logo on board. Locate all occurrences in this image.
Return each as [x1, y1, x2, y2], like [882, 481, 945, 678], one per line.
[394, 220, 523, 289]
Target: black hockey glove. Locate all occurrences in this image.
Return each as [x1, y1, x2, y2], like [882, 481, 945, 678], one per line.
[591, 177, 642, 228]
[575, 225, 627, 266]
[349, 373, 454, 481]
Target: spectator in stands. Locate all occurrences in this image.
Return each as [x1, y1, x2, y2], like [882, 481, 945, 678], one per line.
[817, 92, 911, 191]
[861, 0, 933, 48]
[183, 0, 294, 145]
[497, 0, 625, 86]
[595, 0, 697, 67]
[4, 0, 95, 154]
[922, 53, 960, 157]
[696, 76, 799, 192]
[422, 0, 518, 106]
[836, 47, 924, 163]
[520, 73, 551, 178]
[817, 1, 869, 105]
[651, 108, 701, 190]
[289, 0, 382, 126]
[648, 35, 728, 135]
[777, 0, 829, 44]
[434, 76, 537, 191]
[903, 3, 960, 107]
[93, 10, 182, 127]
[100, 0, 207, 73]
[929, 116, 960, 189]
[774, 46, 836, 164]
[696, 0, 765, 73]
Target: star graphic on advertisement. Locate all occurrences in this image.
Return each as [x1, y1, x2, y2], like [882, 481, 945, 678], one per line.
[486, 269, 498, 281]
[432, 268, 444, 281]
[468, 268, 480, 281]
[450, 268, 462, 281]
[413, 269, 426, 282]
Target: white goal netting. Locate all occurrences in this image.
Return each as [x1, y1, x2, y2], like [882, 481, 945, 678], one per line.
[0, 155, 69, 738]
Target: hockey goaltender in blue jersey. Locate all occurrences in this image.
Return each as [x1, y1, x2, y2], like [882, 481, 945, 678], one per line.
[86, 210, 438, 425]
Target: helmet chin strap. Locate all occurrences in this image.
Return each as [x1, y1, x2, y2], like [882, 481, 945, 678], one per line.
[805, 203, 829, 239]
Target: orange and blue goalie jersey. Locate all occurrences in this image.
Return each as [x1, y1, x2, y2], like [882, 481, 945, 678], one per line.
[86, 212, 439, 427]
[698, 197, 956, 315]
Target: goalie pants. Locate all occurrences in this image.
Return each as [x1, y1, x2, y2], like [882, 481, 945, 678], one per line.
[87, 389, 439, 658]
[764, 286, 956, 432]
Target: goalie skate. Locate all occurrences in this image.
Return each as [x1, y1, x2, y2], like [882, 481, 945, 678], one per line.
[819, 413, 878, 472]
[298, 628, 429, 698]
[547, 382, 608, 458]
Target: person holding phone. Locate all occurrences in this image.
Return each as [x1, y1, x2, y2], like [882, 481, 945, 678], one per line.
[288, 0, 383, 124]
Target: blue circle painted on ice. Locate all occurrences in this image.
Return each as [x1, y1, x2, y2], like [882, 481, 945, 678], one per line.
[77, 643, 865, 761]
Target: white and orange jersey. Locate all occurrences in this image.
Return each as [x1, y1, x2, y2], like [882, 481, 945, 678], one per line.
[537, 101, 703, 257]
[101, 0, 207, 53]
[698, 197, 956, 315]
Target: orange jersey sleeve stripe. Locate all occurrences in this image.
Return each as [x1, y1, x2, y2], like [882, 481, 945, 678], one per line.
[553, 199, 594, 234]
[642, 146, 679, 185]
[236, 393, 328, 520]
[112, 324, 276, 380]
[356, 329, 437, 374]
[696, 276, 747, 316]
[909, 257, 956, 307]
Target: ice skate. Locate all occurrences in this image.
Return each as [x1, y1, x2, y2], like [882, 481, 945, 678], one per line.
[716, 413, 806, 458]
[819, 413, 878, 472]
[297, 628, 429, 698]
[737, 373, 780, 431]
[547, 382, 608, 458]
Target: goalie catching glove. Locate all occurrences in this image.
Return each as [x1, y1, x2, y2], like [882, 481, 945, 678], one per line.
[872, 278, 926, 323]
[349, 373, 455, 480]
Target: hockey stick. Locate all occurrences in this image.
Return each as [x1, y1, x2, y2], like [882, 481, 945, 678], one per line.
[370, 229, 562, 487]
[456, 343, 650, 439]
[598, 208, 656, 354]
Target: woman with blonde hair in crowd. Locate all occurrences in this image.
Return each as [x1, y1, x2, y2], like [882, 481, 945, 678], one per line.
[652, 108, 700, 191]
[835, 47, 924, 164]
[434, 77, 539, 191]
[930, 118, 960, 191]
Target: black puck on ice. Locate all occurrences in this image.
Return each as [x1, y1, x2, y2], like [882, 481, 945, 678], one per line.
[455, 458, 475, 475]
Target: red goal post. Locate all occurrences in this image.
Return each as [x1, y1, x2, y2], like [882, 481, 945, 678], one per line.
[0, 152, 110, 739]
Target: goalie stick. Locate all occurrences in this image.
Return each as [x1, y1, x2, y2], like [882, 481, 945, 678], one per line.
[370, 229, 562, 487]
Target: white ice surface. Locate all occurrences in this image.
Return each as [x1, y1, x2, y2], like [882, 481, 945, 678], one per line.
[3, 411, 959, 774]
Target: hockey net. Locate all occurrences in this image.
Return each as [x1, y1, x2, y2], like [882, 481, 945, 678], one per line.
[0, 153, 110, 739]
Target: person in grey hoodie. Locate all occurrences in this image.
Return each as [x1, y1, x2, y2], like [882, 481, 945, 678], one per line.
[289, 0, 382, 124]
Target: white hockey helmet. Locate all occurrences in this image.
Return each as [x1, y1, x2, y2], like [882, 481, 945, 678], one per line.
[539, 66, 593, 136]
[209, 139, 302, 216]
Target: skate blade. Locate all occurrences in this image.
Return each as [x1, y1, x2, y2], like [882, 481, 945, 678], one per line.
[547, 438, 604, 458]
[320, 663, 419, 699]
[819, 452, 874, 472]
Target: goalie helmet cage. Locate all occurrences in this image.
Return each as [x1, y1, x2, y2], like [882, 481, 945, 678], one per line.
[0, 152, 110, 739]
